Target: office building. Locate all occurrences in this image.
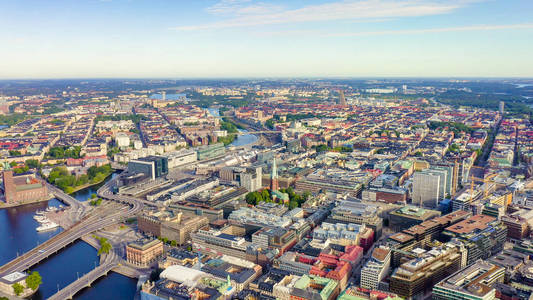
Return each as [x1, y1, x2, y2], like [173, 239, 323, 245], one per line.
[442, 214, 507, 265]
[197, 143, 225, 160]
[137, 210, 209, 245]
[360, 247, 391, 290]
[162, 148, 197, 168]
[389, 242, 467, 299]
[411, 171, 440, 208]
[501, 209, 533, 240]
[500, 101, 505, 115]
[126, 239, 164, 267]
[327, 200, 383, 237]
[432, 261, 505, 300]
[251, 227, 297, 254]
[389, 205, 441, 231]
[128, 156, 168, 180]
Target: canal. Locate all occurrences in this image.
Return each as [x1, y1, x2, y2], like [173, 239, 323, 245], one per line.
[207, 107, 258, 147]
[0, 173, 137, 299]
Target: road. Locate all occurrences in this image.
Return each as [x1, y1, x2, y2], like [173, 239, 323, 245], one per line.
[0, 182, 143, 277]
[47, 247, 120, 300]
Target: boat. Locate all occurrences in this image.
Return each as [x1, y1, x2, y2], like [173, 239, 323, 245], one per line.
[33, 215, 47, 221]
[35, 210, 45, 216]
[36, 222, 59, 232]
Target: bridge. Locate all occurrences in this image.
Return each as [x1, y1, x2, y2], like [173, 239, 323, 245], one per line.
[236, 130, 281, 135]
[0, 180, 143, 278]
[47, 246, 120, 300]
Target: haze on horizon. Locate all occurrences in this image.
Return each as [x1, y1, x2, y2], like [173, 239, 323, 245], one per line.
[1, 0, 532, 79]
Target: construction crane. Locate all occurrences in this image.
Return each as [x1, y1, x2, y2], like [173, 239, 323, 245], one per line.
[469, 166, 498, 201]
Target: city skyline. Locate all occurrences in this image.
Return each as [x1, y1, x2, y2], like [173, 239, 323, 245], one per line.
[1, 0, 533, 78]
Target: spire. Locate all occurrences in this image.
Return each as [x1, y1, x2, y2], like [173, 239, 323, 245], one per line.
[271, 157, 278, 179]
[270, 157, 279, 191]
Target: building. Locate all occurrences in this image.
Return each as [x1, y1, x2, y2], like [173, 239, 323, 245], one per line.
[162, 148, 197, 168]
[252, 227, 297, 254]
[312, 222, 374, 250]
[501, 209, 533, 240]
[228, 207, 293, 228]
[389, 242, 467, 299]
[432, 261, 505, 300]
[220, 166, 263, 192]
[362, 187, 408, 204]
[201, 255, 262, 292]
[290, 274, 339, 300]
[389, 205, 441, 231]
[2, 171, 48, 204]
[360, 246, 391, 290]
[271, 157, 279, 191]
[500, 101, 505, 115]
[197, 143, 225, 160]
[411, 171, 441, 208]
[141, 265, 233, 300]
[126, 239, 164, 267]
[386, 210, 471, 267]
[327, 200, 383, 237]
[137, 210, 209, 245]
[128, 156, 168, 180]
[442, 214, 507, 265]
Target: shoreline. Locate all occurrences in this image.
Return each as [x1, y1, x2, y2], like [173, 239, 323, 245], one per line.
[0, 194, 54, 210]
[0, 172, 114, 209]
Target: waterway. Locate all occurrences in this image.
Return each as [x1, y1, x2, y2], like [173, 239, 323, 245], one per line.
[207, 107, 258, 147]
[0, 173, 137, 299]
[150, 93, 186, 100]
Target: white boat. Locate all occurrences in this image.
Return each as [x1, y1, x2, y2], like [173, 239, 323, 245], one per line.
[36, 222, 59, 232]
[35, 210, 45, 216]
[33, 215, 47, 221]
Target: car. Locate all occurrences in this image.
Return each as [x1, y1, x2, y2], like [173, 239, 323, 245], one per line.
[38, 250, 46, 253]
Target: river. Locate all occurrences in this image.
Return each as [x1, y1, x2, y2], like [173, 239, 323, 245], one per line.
[207, 107, 258, 147]
[0, 173, 137, 299]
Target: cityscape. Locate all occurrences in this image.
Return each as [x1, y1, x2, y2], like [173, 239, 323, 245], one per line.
[1, 1, 533, 300]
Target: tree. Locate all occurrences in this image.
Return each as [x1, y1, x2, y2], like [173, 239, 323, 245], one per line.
[25, 159, 40, 169]
[91, 193, 97, 199]
[289, 201, 298, 209]
[25, 271, 42, 291]
[0, 296, 9, 300]
[170, 240, 177, 247]
[12, 283, 24, 296]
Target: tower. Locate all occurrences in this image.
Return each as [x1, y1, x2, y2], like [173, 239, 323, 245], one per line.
[499, 101, 504, 115]
[161, 91, 166, 102]
[270, 157, 279, 191]
[338, 90, 347, 106]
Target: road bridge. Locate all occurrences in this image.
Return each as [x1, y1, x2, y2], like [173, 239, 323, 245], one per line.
[47, 249, 120, 300]
[0, 199, 141, 276]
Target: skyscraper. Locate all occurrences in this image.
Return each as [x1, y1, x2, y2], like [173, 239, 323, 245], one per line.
[499, 101, 505, 115]
[412, 171, 441, 208]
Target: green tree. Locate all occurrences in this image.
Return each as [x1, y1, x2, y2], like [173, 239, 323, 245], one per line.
[25, 159, 40, 169]
[170, 240, 177, 247]
[12, 283, 24, 296]
[25, 271, 42, 291]
[0, 296, 9, 300]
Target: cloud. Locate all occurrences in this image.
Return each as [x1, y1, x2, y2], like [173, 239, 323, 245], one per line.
[171, 0, 465, 31]
[326, 23, 533, 37]
[257, 23, 533, 37]
[206, 0, 283, 16]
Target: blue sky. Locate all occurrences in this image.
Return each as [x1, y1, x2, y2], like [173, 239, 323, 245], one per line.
[1, 0, 532, 78]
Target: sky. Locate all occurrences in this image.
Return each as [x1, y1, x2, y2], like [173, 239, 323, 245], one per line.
[0, 0, 532, 78]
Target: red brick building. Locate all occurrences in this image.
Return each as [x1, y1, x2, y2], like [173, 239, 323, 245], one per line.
[2, 171, 48, 204]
